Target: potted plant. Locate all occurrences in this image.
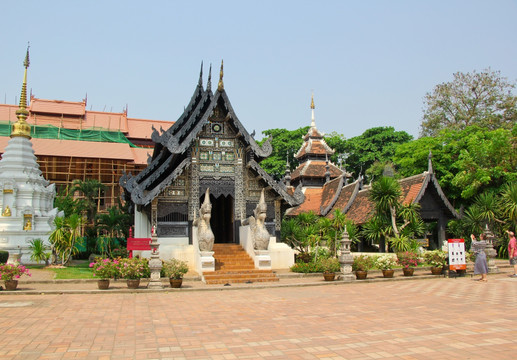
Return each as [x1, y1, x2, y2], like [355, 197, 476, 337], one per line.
[352, 255, 374, 279]
[375, 254, 398, 278]
[118, 257, 148, 289]
[89, 257, 119, 289]
[162, 258, 189, 288]
[0, 263, 31, 290]
[423, 250, 447, 275]
[396, 251, 422, 276]
[319, 257, 340, 281]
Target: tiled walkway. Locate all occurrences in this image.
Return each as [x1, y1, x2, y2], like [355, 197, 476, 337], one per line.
[0, 269, 516, 359]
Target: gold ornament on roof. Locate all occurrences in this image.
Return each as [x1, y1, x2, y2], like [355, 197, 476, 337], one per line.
[11, 45, 32, 139]
[217, 60, 224, 91]
[311, 93, 315, 109]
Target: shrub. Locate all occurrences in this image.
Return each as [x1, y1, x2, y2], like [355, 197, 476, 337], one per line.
[352, 255, 375, 272]
[320, 257, 340, 273]
[162, 258, 189, 279]
[290, 261, 323, 273]
[0, 250, 9, 264]
[118, 257, 149, 279]
[423, 250, 448, 267]
[89, 258, 120, 279]
[396, 251, 422, 269]
[0, 263, 31, 281]
[375, 254, 397, 270]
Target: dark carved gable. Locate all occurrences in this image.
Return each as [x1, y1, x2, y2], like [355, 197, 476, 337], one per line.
[120, 67, 303, 210]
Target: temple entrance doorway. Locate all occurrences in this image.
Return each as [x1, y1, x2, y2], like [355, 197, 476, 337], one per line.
[206, 194, 234, 244]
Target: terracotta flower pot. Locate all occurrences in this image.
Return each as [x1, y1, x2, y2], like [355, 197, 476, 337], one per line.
[97, 279, 110, 290]
[4, 279, 18, 291]
[431, 267, 443, 275]
[355, 270, 368, 280]
[403, 268, 414, 277]
[323, 272, 336, 281]
[126, 279, 141, 289]
[382, 269, 395, 278]
[170, 278, 183, 288]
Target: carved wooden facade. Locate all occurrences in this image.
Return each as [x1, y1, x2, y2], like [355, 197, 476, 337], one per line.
[120, 65, 304, 243]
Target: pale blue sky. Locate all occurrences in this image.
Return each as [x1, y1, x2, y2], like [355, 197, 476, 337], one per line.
[2, 1, 516, 139]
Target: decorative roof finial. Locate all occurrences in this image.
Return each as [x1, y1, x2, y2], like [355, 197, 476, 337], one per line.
[284, 150, 291, 187]
[198, 61, 203, 87]
[207, 63, 212, 92]
[325, 154, 331, 183]
[12, 44, 32, 139]
[310, 92, 316, 130]
[428, 150, 434, 174]
[217, 60, 224, 91]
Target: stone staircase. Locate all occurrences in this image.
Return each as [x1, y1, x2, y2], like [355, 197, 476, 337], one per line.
[203, 244, 279, 285]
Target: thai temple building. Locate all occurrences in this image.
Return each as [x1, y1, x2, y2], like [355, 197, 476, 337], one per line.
[0, 79, 172, 212]
[121, 62, 304, 283]
[0, 48, 60, 263]
[290, 95, 343, 189]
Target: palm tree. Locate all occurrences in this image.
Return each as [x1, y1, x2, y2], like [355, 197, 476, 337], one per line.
[96, 206, 131, 256]
[71, 179, 105, 222]
[501, 182, 517, 227]
[48, 214, 83, 265]
[370, 176, 402, 236]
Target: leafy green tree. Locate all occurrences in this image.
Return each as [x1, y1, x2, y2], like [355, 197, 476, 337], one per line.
[421, 68, 517, 137]
[258, 127, 309, 180]
[335, 127, 412, 181]
[96, 205, 131, 257]
[393, 126, 517, 205]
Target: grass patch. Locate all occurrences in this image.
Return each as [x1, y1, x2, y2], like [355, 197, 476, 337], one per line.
[46, 260, 94, 279]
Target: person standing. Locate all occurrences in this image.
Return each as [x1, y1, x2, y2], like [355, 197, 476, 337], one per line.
[471, 234, 488, 282]
[507, 230, 517, 277]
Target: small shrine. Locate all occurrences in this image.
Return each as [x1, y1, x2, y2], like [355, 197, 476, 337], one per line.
[0, 48, 59, 263]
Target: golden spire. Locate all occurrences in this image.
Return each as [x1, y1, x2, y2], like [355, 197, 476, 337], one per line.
[310, 92, 315, 109]
[11, 45, 31, 139]
[217, 60, 224, 91]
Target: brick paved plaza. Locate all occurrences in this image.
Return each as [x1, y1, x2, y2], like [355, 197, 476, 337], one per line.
[1, 275, 516, 359]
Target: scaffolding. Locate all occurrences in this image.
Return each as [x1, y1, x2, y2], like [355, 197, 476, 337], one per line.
[36, 155, 145, 211]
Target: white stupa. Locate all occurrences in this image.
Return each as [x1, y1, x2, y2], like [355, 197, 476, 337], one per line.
[0, 47, 59, 263]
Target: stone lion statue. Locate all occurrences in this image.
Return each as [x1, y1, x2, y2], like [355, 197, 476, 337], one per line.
[194, 188, 215, 251]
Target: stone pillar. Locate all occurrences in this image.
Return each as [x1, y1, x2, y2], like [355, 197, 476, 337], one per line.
[483, 225, 499, 273]
[147, 230, 163, 289]
[338, 228, 354, 282]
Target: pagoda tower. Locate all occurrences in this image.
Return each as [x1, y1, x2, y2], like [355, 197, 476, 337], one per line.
[0, 47, 59, 263]
[290, 94, 342, 189]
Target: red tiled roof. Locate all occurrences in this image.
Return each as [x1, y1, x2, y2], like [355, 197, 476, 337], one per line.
[285, 188, 324, 216]
[343, 188, 375, 224]
[30, 98, 85, 116]
[295, 138, 335, 159]
[399, 174, 426, 205]
[1, 100, 173, 141]
[127, 117, 172, 140]
[0, 137, 152, 165]
[291, 161, 342, 180]
[326, 181, 360, 217]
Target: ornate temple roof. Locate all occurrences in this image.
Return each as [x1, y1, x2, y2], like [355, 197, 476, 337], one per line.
[121, 63, 302, 207]
[287, 153, 460, 224]
[290, 95, 342, 187]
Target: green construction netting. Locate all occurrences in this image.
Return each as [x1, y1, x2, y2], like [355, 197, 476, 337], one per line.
[0, 121, 141, 148]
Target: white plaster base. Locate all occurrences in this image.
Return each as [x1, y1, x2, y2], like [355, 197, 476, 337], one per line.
[254, 250, 272, 270]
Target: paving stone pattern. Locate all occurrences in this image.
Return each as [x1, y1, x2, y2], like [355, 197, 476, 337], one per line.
[0, 273, 516, 359]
